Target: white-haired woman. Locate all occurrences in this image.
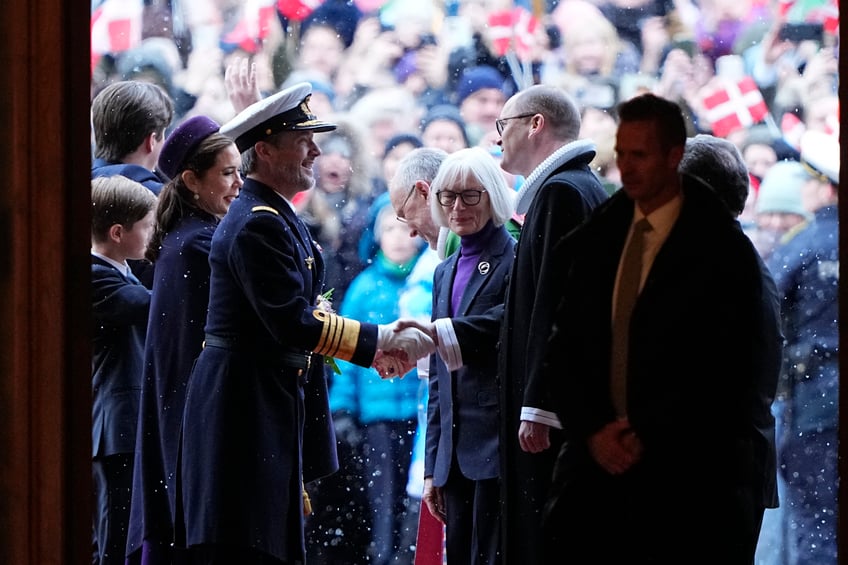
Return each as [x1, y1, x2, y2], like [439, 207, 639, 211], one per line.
[423, 146, 516, 564]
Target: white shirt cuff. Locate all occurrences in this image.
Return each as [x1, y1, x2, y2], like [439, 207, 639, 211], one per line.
[434, 317, 462, 371]
[520, 406, 562, 429]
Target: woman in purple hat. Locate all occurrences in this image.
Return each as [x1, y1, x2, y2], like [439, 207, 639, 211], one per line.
[125, 116, 242, 565]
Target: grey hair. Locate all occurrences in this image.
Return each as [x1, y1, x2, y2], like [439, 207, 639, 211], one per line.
[391, 147, 448, 193]
[429, 147, 515, 228]
[679, 134, 749, 217]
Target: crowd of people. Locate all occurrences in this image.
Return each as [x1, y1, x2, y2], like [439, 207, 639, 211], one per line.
[89, 0, 839, 564]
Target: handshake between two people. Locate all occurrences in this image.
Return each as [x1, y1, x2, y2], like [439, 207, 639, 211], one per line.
[374, 319, 437, 379]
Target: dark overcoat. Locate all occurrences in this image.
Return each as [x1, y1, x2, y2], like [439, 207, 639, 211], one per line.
[126, 210, 217, 559]
[543, 180, 780, 560]
[92, 158, 165, 195]
[498, 151, 607, 565]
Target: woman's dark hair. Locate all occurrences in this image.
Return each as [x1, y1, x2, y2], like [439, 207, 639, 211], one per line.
[146, 133, 234, 261]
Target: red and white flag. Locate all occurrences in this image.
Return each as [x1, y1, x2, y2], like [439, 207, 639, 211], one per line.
[91, 0, 143, 61]
[780, 112, 805, 150]
[221, 0, 279, 53]
[487, 7, 540, 62]
[700, 76, 769, 138]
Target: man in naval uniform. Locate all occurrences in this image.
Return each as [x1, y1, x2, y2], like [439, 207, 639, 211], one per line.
[177, 82, 434, 565]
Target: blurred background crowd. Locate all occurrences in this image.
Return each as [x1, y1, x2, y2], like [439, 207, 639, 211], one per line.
[91, 0, 838, 201]
[89, 1, 839, 564]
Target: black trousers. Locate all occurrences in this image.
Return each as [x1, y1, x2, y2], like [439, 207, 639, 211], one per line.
[443, 464, 501, 565]
[92, 452, 134, 565]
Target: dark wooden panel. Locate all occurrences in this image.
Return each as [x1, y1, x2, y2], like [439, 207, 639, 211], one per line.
[0, 0, 90, 563]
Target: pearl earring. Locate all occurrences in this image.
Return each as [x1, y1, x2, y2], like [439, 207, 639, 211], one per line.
[193, 193, 200, 200]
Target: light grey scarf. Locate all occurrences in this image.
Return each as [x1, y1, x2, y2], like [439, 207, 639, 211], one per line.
[515, 139, 597, 214]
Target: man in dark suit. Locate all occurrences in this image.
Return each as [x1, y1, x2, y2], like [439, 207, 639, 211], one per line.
[542, 94, 781, 563]
[177, 82, 435, 565]
[91, 80, 174, 288]
[91, 80, 173, 195]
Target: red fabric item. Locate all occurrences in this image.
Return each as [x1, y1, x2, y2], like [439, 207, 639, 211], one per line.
[277, 0, 321, 21]
[414, 504, 445, 565]
[749, 172, 761, 195]
[700, 77, 768, 138]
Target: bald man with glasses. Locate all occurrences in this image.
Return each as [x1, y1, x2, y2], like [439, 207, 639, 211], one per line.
[495, 85, 608, 565]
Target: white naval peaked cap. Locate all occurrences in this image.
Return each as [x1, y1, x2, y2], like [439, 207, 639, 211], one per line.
[799, 130, 840, 185]
[220, 82, 337, 152]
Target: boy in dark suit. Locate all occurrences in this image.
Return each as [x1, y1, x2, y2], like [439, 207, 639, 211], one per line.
[90, 175, 157, 565]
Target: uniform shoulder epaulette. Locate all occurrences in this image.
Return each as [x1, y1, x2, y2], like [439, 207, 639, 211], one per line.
[251, 205, 280, 215]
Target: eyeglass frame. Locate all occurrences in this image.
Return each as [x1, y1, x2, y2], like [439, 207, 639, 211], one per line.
[395, 184, 417, 223]
[496, 112, 537, 136]
[436, 188, 488, 207]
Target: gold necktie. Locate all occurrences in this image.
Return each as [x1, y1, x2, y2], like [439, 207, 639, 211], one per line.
[610, 218, 652, 417]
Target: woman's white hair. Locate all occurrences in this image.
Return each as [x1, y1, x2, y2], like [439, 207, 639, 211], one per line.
[429, 147, 515, 228]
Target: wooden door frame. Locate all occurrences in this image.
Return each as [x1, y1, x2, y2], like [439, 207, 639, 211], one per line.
[0, 0, 91, 563]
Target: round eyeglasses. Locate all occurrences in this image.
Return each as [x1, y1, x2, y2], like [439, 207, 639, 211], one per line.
[436, 189, 487, 207]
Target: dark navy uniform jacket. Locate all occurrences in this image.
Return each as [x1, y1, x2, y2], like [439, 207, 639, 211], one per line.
[126, 210, 218, 557]
[91, 255, 151, 458]
[179, 179, 379, 563]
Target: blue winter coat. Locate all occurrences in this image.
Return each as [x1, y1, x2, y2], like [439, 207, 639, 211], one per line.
[329, 251, 422, 424]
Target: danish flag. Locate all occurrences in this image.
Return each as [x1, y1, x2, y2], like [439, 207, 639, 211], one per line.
[487, 7, 540, 61]
[221, 0, 279, 53]
[700, 76, 769, 138]
[90, 0, 143, 67]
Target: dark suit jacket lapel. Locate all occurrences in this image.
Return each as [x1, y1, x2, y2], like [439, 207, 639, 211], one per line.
[436, 254, 458, 319]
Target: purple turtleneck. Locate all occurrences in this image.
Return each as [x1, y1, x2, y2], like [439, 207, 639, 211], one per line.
[450, 220, 498, 316]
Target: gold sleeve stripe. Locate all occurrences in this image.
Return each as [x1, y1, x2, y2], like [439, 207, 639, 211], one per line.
[313, 310, 361, 361]
[251, 205, 280, 215]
